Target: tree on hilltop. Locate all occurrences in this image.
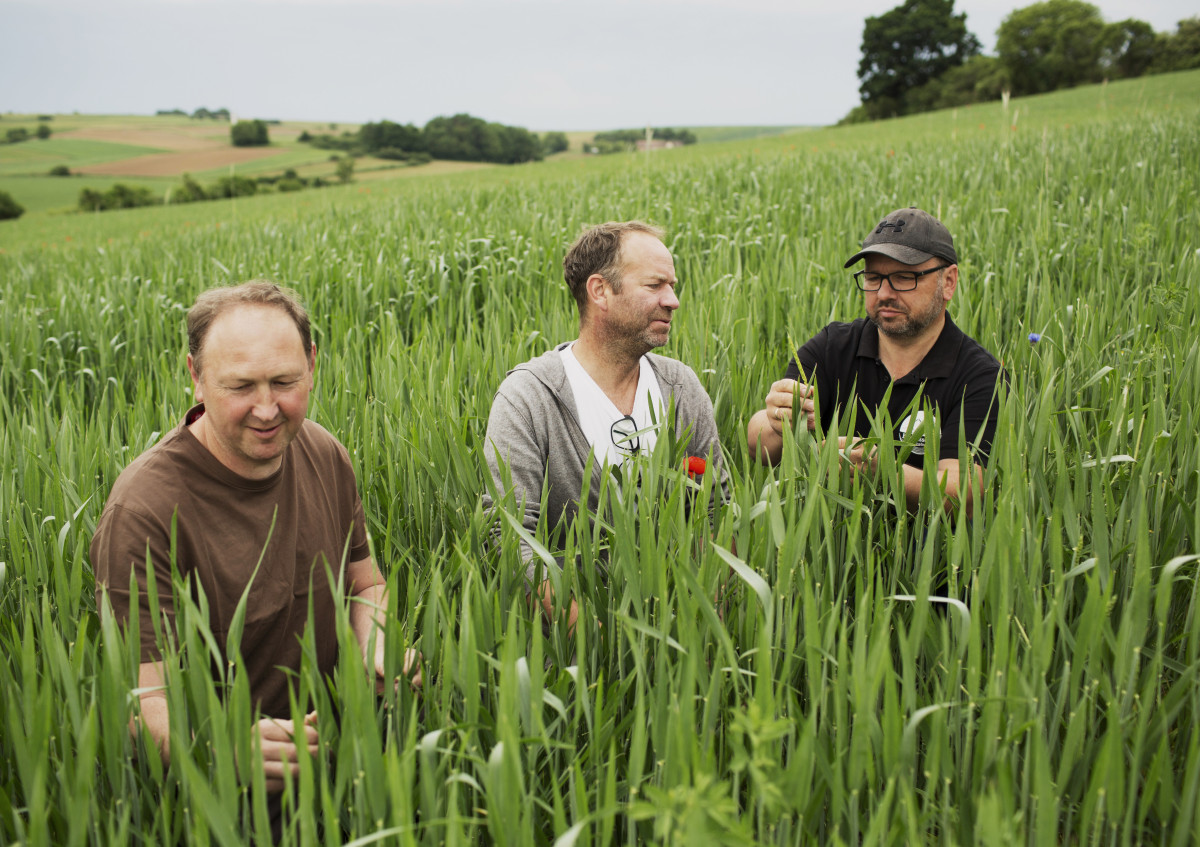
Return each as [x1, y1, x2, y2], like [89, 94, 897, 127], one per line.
[857, 0, 981, 119]
[541, 131, 569, 155]
[1150, 17, 1200, 72]
[0, 190, 25, 220]
[1100, 19, 1157, 79]
[423, 114, 543, 164]
[231, 120, 269, 147]
[360, 120, 425, 155]
[996, 0, 1107, 95]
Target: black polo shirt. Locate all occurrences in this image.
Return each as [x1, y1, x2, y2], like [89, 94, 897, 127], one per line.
[784, 313, 1002, 468]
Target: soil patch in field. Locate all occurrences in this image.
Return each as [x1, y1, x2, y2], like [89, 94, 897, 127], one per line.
[77, 147, 282, 177]
[58, 126, 227, 151]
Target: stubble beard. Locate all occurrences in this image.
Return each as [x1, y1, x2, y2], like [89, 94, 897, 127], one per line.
[869, 281, 945, 339]
[606, 310, 671, 360]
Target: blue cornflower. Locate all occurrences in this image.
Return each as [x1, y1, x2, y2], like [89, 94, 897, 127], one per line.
[1028, 333, 1042, 344]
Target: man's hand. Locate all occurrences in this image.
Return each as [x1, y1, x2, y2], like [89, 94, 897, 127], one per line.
[748, 379, 816, 465]
[836, 435, 878, 475]
[346, 556, 422, 693]
[537, 579, 580, 636]
[367, 640, 423, 693]
[254, 711, 319, 793]
[764, 379, 816, 434]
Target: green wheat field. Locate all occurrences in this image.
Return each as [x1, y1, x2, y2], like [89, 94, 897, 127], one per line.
[2, 70, 1199, 845]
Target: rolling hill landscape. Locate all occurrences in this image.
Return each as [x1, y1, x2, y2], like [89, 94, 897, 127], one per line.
[2, 69, 1199, 845]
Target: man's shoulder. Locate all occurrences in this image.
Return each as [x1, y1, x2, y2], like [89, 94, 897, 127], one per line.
[799, 318, 871, 362]
[813, 318, 870, 344]
[508, 346, 566, 378]
[954, 328, 1002, 373]
[289, 418, 356, 469]
[494, 347, 567, 400]
[295, 418, 348, 452]
[103, 423, 197, 513]
[645, 352, 702, 386]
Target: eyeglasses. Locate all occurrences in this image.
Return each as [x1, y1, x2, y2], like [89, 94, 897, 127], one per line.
[853, 265, 949, 292]
[610, 415, 640, 454]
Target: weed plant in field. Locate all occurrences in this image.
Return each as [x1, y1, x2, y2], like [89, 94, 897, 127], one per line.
[1, 74, 1199, 844]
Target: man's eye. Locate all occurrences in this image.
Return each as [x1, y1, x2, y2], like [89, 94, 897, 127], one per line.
[864, 275, 884, 285]
[894, 274, 918, 284]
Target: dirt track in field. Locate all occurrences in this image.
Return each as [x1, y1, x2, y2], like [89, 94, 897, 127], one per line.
[58, 126, 226, 151]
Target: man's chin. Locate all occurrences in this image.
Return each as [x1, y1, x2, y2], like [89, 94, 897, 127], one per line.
[870, 314, 913, 337]
[645, 329, 671, 348]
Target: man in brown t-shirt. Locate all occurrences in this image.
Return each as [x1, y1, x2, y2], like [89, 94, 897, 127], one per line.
[92, 280, 418, 792]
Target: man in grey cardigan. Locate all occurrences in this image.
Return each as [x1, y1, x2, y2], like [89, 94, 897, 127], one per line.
[482, 221, 727, 629]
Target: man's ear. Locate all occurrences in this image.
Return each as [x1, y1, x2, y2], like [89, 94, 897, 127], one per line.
[584, 273, 609, 312]
[941, 264, 959, 302]
[186, 353, 203, 402]
[308, 344, 317, 382]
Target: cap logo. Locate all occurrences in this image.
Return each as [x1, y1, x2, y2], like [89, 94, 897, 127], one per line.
[875, 219, 906, 235]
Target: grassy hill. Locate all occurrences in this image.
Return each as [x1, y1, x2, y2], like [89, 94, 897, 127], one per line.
[1, 69, 1199, 845]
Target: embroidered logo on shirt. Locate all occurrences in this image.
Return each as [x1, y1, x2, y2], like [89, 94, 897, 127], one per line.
[899, 411, 927, 455]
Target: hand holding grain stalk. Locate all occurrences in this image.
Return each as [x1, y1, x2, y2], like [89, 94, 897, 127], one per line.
[764, 378, 817, 435]
[254, 712, 320, 793]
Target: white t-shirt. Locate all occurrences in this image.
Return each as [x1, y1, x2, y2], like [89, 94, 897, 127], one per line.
[560, 344, 666, 468]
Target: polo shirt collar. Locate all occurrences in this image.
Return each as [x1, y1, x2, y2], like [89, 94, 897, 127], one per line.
[856, 312, 965, 384]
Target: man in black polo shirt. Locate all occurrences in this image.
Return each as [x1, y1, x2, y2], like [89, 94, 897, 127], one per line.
[747, 207, 1001, 515]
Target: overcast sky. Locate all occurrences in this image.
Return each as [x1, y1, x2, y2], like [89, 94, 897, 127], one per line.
[2, 0, 1195, 130]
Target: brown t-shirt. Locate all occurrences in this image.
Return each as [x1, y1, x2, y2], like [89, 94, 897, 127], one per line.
[92, 406, 371, 717]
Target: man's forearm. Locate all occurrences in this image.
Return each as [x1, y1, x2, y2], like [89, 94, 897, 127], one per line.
[350, 582, 388, 658]
[899, 458, 981, 517]
[134, 662, 171, 763]
[345, 555, 388, 659]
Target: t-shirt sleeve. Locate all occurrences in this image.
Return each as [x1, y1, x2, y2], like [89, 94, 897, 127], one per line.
[938, 365, 1003, 468]
[91, 502, 176, 663]
[331, 441, 371, 564]
[348, 491, 370, 563]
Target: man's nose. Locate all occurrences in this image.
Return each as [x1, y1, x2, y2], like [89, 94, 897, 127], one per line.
[663, 285, 680, 310]
[251, 386, 279, 419]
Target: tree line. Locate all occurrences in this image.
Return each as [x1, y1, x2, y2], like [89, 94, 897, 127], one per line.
[157, 107, 231, 121]
[2, 117, 53, 145]
[299, 114, 562, 165]
[76, 164, 353, 213]
[845, 0, 1200, 122]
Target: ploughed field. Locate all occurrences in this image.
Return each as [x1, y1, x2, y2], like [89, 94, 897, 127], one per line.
[1, 71, 1199, 845]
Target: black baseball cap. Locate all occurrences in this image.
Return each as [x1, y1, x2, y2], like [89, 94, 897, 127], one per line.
[843, 207, 958, 268]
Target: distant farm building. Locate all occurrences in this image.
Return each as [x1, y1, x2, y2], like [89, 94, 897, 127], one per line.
[635, 139, 683, 151]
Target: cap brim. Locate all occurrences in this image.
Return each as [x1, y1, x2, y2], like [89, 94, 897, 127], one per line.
[843, 243, 935, 268]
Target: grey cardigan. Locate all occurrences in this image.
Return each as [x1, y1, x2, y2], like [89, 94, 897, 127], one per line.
[482, 343, 728, 577]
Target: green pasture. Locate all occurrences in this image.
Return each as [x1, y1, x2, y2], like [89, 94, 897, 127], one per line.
[0, 139, 168, 177]
[0, 113, 177, 134]
[0, 174, 177, 217]
[1, 72, 1199, 845]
